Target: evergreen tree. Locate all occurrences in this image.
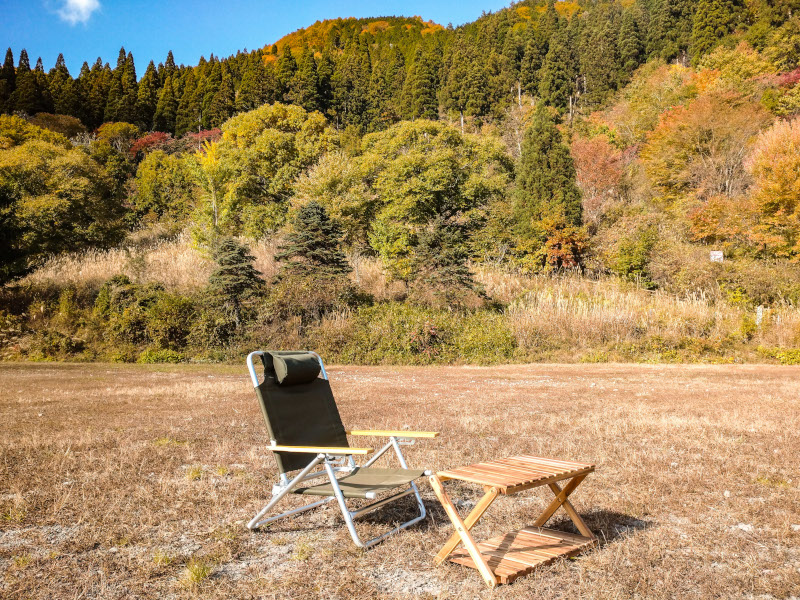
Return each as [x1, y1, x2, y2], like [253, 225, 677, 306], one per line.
[200, 59, 222, 129]
[691, 0, 741, 61]
[153, 74, 178, 132]
[275, 47, 297, 100]
[275, 201, 352, 279]
[316, 50, 335, 114]
[289, 45, 320, 111]
[85, 59, 110, 129]
[47, 54, 68, 102]
[160, 50, 177, 85]
[402, 47, 439, 120]
[514, 103, 582, 240]
[0, 48, 16, 113]
[9, 50, 35, 115]
[207, 237, 264, 330]
[411, 220, 480, 306]
[579, 6, 622, 108]
[440, 40, 470, 125]
[619, 8, 644, 75]
[331, 40, 371, 127]
[175, 70, 202, 135]
[646, 0, 696, 62]
[207, 66, 235, 127]
[74, 61, 91, 123]
[34, 57, 53, 113]
[236, 54, 267, 112]
[136, 61, 159, 130]
[117, 51, 138, 123]
[537, 27, 576, 112]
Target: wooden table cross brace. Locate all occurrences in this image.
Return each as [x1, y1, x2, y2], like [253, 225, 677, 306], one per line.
[429, 455, 598, 588]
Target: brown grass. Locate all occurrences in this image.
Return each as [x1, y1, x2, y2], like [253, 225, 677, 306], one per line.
[1, 362, 798, 598]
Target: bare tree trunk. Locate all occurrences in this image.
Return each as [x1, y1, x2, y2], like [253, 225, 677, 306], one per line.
[460, 110, 464, 135]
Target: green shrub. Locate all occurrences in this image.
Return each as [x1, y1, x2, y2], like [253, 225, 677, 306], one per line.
[611, 227, 658, 289]
[27, 330, 84, 360]
[314, 302, 516, 365]
[757, 346, 800, 365]
[95, 276, 195, 350]
[145, 293, 194, 350]
[137, 348, 185, 364]
[453, 312, 516, 363]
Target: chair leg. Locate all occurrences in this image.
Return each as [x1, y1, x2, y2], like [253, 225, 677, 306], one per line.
[324, 461, 428, 549]
[248, 455, 324, 530]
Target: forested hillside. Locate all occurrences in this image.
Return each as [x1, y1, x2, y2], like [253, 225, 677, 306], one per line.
[1, 0, 800, 365]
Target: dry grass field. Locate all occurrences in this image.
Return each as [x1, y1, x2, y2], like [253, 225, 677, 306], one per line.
[1, 362, 798, 599]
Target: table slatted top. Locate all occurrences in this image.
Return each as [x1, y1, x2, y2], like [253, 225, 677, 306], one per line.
[437, 455, 595, 494]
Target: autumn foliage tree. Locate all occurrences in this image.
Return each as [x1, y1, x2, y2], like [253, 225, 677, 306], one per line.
[745, 117, 800, 257]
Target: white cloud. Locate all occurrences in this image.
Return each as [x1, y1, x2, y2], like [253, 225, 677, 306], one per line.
[57, 0, 101, 25]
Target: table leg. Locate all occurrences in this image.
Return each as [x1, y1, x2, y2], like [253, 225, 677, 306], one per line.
[434, 485, 499, 565]
[532, 473, 596, 540]
[429, 475, 498, 589]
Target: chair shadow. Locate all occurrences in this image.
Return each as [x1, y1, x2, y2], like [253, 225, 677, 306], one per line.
[250, 491, 652, 550]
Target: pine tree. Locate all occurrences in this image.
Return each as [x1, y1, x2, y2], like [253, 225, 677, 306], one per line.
[275, 47, 297, 100]
[289, 45, 320, 111]
[9, 50, 34, 115]
[200, 59, 222, 129]
[160, 50, 177, 85]
[84, 59, 110, 129]
[0, 48, 16, 113]
[32, 58, 53, 114]
[136, 61, 159, 130]
[691, 0, 740, 61]
[236, 54, 267, 112]
[537, 27, 576, 112]
[207, 237, 264, 329]
[316, 50, 335, 114]
[618, 8, 644, 75]
[117, 51, 138, 123]
[579, 6, 622, 108]
[402, 47, 438, 120]
[48, 53, 79, 117]
[440, 40, 470, 125]
[175, 70, 202, 135]
[514, 103, 582, 240]
[207, 66, 235, 127]
[646, 0, 696, 62]
[275, 202, 352, 279]
[331, 40, 370, 127]
[411, 220, 480, 306]
[153, 74, 178, 133]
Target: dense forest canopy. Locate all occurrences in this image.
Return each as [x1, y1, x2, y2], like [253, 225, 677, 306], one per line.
[2, 0, 800, 364]
[3, 1, 797, 134]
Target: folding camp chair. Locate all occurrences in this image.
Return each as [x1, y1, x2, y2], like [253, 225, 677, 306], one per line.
[245, 350, 439, 548]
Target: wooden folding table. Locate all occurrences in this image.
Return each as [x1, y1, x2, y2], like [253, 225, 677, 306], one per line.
[429, 455, 597, 588]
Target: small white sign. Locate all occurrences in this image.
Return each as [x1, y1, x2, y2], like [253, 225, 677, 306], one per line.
[710, 251, 724, 263]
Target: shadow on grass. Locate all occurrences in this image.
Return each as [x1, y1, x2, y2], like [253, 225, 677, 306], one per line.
[250, 493, 652, 551]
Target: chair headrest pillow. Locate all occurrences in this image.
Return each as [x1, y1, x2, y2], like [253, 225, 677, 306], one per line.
[272, 353, 321, 386]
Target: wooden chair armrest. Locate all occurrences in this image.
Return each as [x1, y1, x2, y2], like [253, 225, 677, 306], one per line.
[269, 445, 374, 455]
[346, 430, 440, 439]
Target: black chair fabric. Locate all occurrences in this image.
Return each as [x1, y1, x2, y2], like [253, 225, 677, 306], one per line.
[256, 351, 349, 473]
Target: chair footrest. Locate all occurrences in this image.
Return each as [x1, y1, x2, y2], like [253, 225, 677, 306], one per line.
[448, 527, 597, 585]
[293, 467, 426, 498]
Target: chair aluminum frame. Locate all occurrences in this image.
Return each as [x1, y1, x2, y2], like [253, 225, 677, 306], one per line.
[245, 350, 429, 548]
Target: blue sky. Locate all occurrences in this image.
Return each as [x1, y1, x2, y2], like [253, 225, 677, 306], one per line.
[2, 0, 513, 76]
